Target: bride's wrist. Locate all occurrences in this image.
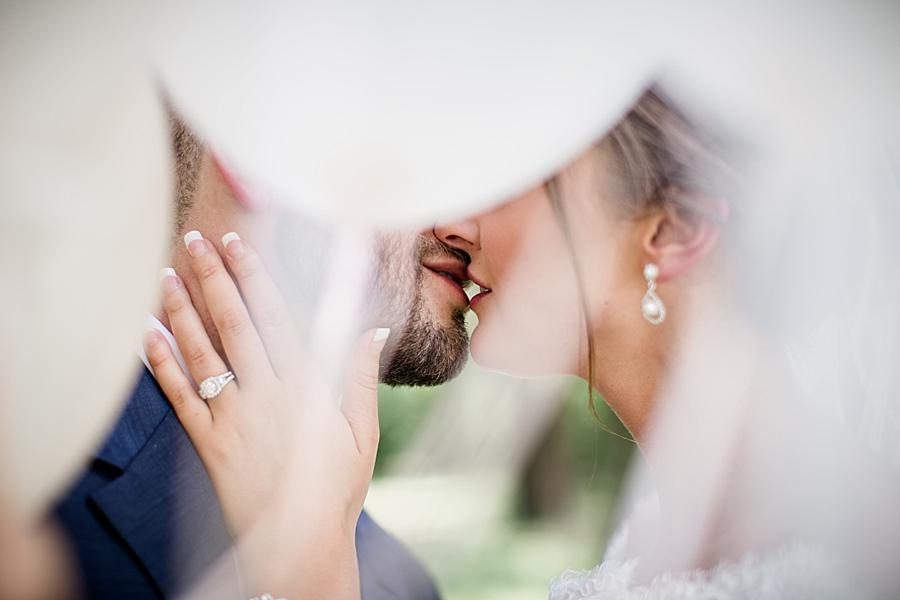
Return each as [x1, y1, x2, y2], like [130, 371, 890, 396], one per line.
[236, 501, 360, 598]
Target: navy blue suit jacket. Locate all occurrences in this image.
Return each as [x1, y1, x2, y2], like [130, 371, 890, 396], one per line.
[53, 368, 439, 599]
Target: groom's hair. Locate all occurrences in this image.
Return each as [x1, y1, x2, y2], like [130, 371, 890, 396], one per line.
[168, 110, 204, 235]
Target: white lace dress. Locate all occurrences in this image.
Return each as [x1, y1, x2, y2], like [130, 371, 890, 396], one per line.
[548, 505, 855, 600]
[547, 542, 850, 600]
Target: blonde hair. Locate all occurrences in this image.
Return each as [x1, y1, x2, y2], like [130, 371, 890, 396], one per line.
[606, 89, 730, 221]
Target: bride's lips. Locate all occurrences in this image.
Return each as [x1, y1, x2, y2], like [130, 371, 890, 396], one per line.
[422, 257, 470, 306]
[467, 269, 492, 311]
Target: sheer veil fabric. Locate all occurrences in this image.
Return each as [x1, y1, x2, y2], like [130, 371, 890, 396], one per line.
[545, 3, 900, 597]
[3, 2, 899, 597]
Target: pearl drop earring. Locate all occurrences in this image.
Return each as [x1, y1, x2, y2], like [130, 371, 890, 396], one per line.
[641, 263, 666, 325]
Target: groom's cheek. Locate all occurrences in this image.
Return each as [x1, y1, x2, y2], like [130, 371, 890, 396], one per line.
[365, 262, 420, 339]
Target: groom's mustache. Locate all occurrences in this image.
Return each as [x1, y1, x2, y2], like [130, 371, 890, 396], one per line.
[418, 235, 471, 287]
[419, 235, 470, 267]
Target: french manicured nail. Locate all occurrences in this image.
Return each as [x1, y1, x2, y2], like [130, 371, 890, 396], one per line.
[221, 232, 244, 257]
[183, 230, 207, 257]
[159, 267, 179, 292]
[372, 327, 391, 343]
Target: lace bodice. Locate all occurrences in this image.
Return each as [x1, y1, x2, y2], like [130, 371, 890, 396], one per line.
[548, 543, 851, 600]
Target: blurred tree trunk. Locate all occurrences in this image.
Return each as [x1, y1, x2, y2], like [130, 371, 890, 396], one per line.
[519, 411, 572, 519]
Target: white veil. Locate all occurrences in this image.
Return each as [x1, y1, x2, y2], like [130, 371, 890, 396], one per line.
[158, 1, 900, 591]
[4, 1, 899, 596]
[610, 4, 900, 594]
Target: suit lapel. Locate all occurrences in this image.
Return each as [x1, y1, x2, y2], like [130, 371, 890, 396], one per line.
[90, 370, 236, 595]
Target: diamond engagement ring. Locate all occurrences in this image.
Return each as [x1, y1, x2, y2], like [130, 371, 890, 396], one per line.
[197, 371, 236, 400]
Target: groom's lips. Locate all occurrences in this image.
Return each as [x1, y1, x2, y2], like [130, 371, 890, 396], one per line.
[423, 257, 470, 306]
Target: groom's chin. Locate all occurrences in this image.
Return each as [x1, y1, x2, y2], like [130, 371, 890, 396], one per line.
[379, 315, 470, 387]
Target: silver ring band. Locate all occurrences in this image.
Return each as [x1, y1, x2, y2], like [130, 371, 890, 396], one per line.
[198, 371, 236, 400]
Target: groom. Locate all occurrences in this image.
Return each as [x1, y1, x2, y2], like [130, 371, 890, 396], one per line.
[52, 116, 471, 599]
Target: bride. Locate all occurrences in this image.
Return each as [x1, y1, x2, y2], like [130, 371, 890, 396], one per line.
[146, 87, 900, 598]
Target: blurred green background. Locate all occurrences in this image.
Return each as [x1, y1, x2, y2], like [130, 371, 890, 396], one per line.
[365, 362, 635, 600]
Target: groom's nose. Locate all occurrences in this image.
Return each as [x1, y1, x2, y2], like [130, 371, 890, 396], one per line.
[434, 219, 481, 254]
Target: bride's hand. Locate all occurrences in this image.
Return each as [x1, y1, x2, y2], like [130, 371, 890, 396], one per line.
[143, 231, 387, 597]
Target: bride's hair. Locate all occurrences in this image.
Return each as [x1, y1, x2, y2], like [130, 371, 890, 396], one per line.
[605, 90, 730, 222]
[546, 88, 730, 426]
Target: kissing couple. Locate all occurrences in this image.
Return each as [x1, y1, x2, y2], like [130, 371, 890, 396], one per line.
[54, 87, 900, 600]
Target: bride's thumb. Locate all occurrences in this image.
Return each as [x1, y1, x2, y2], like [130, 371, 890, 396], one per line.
[341, 327, 390, 458]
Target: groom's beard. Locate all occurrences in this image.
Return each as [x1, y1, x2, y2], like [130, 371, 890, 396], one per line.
[271, 214, 469, 386]
[371, 234, 470, 387]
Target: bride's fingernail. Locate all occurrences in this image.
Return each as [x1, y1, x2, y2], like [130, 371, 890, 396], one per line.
[183, 230, 207, 257]
[372, 327, 391, 343]
[221, 232, 244, 258]
[159, 267, 179, 291]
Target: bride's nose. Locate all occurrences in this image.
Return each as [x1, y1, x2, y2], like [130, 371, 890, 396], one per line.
[434, 219, 481, 254]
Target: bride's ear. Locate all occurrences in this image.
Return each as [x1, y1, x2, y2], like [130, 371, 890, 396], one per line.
[640, 191, 728, 283]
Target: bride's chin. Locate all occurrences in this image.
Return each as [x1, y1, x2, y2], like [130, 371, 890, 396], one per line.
[470, 327, 568, 378]
[469, 327, 517, 374]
